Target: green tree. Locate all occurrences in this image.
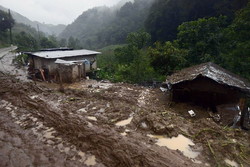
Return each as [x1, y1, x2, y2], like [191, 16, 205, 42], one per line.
[59, 38, 67, 47]
[48, 35, 59, 48]
[148, 41, 187, 75]
[177, 16, 228, 65]
[113, 49, 155, 83]
[222, 2, 250, 79]
[114, 45, 139, 65]
[40, 36, 57, 49]
[127, 49, 155, 83]
[0, 10, 14, 32]
[99, 31, 156, 83]
[115, 31, 155, 83]
[97, 45, 119, 80]
[15, 31, 38, 51]
[68, 36, 81, 49]
[127, 30, 151, 49]
[0, 10, 15, 46]
[145, 0, 248, 42]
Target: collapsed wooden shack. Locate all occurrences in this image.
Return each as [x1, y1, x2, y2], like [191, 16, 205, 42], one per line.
[25, 48, 101, 83]
[167, 62, 250, 113]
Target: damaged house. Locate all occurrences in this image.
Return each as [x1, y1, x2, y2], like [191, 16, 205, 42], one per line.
[166, 62, 250, 126]
[25, 48, 101, 82]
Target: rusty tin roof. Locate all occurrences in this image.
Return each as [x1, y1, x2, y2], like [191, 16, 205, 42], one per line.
[167, 62, 250, 94]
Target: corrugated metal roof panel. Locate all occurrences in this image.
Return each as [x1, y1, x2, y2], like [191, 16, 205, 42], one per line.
[55, 59, 90, 66]
[26, 49, 101, 59]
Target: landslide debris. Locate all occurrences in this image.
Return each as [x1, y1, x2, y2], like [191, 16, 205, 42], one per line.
[0, 72, 249, 167]
[0, 73, 198, 167]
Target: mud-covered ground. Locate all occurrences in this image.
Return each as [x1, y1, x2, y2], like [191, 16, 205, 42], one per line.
[0, 48, 249, 167]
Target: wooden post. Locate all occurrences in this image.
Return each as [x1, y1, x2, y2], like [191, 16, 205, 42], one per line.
[78, 64, 81, 81]
[40, 69, 46, 81]
[239, 98, 247, 129]
[58, 65, 64, 92]
[83, 63, 86, 78]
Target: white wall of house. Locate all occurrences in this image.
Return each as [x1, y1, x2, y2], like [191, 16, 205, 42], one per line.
[31, 54, 97, 74]
[72, 65, 79, 81]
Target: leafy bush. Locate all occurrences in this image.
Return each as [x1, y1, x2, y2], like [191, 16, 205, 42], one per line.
[13, 53, 28, 66]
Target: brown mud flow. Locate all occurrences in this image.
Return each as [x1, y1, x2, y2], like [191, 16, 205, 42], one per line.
[0, 72, 249, 167]
[0, 73, 199, 167]
[0, 106, 87, 167]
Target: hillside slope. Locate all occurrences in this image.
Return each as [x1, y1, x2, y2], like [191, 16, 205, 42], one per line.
[0, 5, 66, 36]
[145, 0, 249, 42]
[59, 0, 154, 49]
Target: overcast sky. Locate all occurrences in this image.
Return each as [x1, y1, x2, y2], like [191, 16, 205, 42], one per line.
[0, 0, 121, 25]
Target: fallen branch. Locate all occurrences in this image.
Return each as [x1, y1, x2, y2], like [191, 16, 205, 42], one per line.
[192, 128, 226, 140]
[207, 140, 220, 166]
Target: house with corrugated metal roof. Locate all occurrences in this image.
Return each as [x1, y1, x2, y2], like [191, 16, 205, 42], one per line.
[25, 48, 101, 82]
[166, 62, 250, 111]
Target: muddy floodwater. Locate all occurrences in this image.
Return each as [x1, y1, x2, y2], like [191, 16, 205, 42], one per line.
[115, 116, 133, 126]
[148, 134, 200, 159]
[224, 159, 239, 167]
[87, 116, 98, 121]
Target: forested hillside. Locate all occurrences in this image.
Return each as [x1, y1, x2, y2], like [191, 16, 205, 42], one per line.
[145, 0, 248, 42]
[59, 0, 154, 49]
[98, 0, 250, 83]
[60, 0, 248, 49]
[59, 6, 115, 49]
[0, 9, 14, 47]
[0, 9, 62, 51]
[0, 5, 66, 36]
